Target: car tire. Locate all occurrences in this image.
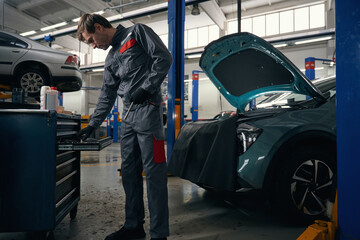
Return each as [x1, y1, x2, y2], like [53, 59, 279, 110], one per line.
[16, 68, 49, 97]
[275, 145, 336, 223]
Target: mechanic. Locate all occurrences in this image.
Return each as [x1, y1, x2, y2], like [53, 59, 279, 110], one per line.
[77, 14, 172, 240]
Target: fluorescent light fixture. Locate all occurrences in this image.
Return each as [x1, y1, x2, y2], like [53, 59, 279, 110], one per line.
[300, 67, 325, 72]
[92, 68, 104, 72]
[187, 53, 202, 59]
[94, 10, 105, 15]
[40, 22, 67, 31]
[273, 43, 287, 48]
[20, 30, 37, 36]
[72, 17, 81, 22]
[73, 10, 105, 22]
[294, 36, 332, 45]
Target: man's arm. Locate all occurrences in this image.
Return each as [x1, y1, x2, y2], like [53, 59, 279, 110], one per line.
[134, 24, 173, 94]
[88, 61, 121, 129]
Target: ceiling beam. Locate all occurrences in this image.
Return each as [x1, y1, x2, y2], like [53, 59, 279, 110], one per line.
[199, 0, 226, 30]
[17, 0, 50, 11]
[3, 3, 42, 32]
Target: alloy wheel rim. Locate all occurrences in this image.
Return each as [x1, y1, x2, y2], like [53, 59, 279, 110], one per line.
[290, 159, 334, 215]
[20, 72, 44, 93]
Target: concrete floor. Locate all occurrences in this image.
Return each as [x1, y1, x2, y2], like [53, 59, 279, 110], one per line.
[0, 143, 306, 240]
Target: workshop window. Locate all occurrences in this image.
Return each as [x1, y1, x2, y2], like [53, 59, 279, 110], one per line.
[310, 4, 325, 28]
[253, 16, 265, 37]
[187, 28, 198, 49]
[266, 13, 279, 36]
[209, 25, 219, 42]
[227, 21, 238, 35]
[294, 7, 309, 31]
[241, 18, 252, 33]
[280, 10, 294, 34]
[198, 26, 209, 47]
[226, 3, 325, 37]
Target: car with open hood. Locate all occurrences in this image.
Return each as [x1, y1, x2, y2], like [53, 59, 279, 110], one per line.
[0, 30, 82, 97]
[168, 32, 336, 222]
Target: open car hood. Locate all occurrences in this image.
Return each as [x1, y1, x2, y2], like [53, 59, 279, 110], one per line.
[199, 32, 325, 111]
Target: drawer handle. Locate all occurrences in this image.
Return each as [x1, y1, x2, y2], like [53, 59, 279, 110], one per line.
[56, 170, 77, 186]
[56, 157, 77, 169]
[55, 188, 77, 208]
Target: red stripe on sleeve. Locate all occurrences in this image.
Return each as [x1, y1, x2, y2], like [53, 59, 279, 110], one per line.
[119, 38, 136, 54]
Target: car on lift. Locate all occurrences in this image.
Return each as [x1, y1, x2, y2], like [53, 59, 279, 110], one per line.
[0, 30, 82, 97]
[168, 32, 336, 222]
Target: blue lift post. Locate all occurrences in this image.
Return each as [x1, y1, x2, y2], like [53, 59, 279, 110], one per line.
[335, 0, 360, 240]
[305, 57, 316, 80]
[167, 0, 185, 160]
[191, 70, 201, 121]
[305, 57, 334, 80]
[336, 1, 360, 239]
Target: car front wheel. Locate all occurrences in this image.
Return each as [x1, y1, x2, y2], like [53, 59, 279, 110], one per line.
[276, 145, 336, 222]
[16, 68, 49, 97]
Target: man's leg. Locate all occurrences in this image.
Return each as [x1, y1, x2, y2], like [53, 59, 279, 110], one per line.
[104, 122, 146, 240]
[121, 122, 145, 229]
[137, 132, 169, 239]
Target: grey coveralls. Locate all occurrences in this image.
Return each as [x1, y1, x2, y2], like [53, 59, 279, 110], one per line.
[88, 24, 173, 238]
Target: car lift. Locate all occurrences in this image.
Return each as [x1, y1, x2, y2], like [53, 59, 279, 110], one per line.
[0, 84, 12, 100]
[297, 193, 338, 240]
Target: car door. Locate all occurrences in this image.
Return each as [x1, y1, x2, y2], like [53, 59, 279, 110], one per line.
[0, 32, 29, 76]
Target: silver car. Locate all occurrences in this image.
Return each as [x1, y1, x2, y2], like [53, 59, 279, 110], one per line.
[0, 30, 82, 96]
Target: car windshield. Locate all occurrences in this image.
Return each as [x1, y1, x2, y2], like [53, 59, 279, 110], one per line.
[253, 76, 336, 109]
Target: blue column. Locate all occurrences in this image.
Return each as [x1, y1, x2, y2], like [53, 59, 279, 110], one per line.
[167, 0, 185, 160]
[336, 1, 360, 239]
[191, 71, 199, 121]
[58, 92, 63, 106]
[106, 113, 111, 138]
[305, 57, 315, 80]
[112, 96, 119, 142]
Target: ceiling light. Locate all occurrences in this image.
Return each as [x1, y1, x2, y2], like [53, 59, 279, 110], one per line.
[72, 17, 81, 22]
[294, 36, 332, 45]
[20, 30, 36, 36]
[92, 68, 104, 72]
[187, 53, 202, 59]
[191, 4, 200, 16]
[273, 43, 287, 48]
[40, 22, 67, 31]
[94, 10, 105, 15]
[300, 67, 325, 72]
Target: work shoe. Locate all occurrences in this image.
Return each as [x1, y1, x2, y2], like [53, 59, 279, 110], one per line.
[104, 225, 146, 240]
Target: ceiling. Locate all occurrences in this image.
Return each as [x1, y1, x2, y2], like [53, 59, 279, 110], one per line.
[1, 0, 326, 53]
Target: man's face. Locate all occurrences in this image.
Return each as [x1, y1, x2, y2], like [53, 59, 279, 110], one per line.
[82, 23, 111, 50]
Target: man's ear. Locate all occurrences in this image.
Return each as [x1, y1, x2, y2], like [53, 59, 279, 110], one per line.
[94, 23, 103, 31]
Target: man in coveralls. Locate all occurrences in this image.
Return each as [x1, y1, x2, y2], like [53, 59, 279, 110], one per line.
[77, 14, 172, 240]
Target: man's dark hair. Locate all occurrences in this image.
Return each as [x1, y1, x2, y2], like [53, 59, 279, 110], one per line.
[77, 13, 112, 41]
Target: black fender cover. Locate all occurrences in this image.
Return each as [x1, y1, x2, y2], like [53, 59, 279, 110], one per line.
[168, 115, 238, 191]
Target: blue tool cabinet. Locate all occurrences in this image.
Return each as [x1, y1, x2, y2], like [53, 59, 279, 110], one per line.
[0, 110, 81, 235]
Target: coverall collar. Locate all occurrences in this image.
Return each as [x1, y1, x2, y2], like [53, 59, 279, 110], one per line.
[110, 24, 126, 47]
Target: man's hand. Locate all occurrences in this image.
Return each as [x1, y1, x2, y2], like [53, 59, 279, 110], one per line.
[78, 125, 95, 141]
[130, 88, 151, 104]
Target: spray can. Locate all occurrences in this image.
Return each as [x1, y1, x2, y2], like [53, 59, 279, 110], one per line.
[40, 86, 51, 110]
[45, 87, 59, 112]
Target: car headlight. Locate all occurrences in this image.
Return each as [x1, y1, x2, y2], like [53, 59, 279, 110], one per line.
[237, 123, 262, 154]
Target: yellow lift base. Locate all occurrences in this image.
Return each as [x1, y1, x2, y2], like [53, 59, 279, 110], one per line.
[297, 193, 338, 240]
